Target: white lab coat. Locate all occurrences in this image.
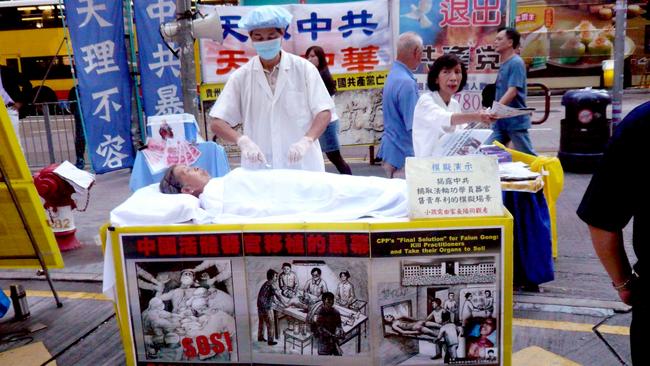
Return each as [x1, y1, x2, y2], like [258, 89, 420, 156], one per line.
[209, 51, 335, 171]
[412, 91, 461, 157]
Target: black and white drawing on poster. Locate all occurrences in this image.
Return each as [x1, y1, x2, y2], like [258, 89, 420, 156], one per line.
[247, 257, 370, 359]
[401, 256, 496, 286]
[124, 259, 238, 363]
[376, 255, 500, 365]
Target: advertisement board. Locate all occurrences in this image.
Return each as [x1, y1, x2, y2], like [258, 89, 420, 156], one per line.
[397, 0, 508, 111]
[517, 0, 649, 86]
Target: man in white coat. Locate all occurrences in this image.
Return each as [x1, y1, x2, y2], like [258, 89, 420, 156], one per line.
[208, 6, 334, 171]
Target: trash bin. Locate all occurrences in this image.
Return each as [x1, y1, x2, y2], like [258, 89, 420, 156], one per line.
[558, 88, 611, 173]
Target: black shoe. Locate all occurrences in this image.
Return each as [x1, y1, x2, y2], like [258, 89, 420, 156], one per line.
[268, 341, 277, 346]
[430, 354, 442, 360]
[258, 337, 266, 342]
[75, 158, 85, 169]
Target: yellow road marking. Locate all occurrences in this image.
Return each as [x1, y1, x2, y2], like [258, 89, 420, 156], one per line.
[3, 290, 631, 336]
[3, 289, 109, 301]
[0, 341, 55, 366]
[513, 346, 581, 366]
[513, 318, 629, 336]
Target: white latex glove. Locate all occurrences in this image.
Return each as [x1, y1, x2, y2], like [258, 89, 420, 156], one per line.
[237, 135, 267, 165]
[287, 136, 314, 164]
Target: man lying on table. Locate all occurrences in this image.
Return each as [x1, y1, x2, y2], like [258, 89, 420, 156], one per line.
[158, 164, 407, 221]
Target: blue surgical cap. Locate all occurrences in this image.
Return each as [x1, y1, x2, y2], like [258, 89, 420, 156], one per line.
[238, 6, 292, 32]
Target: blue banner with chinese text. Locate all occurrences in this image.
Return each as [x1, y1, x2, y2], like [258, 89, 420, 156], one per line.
[133, 0, 184, 120]
[65, 0, 135, 173]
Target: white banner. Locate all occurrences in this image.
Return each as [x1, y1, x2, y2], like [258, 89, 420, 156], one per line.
[199, 0, 392, 84]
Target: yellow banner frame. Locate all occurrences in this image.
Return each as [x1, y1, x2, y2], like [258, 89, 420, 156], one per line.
[0, 101, 64, 269]
[108, 212, 512, 366]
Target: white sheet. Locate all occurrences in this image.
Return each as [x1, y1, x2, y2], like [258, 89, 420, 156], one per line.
[200, 168, 408, 223]
[110, 168, 409, 227]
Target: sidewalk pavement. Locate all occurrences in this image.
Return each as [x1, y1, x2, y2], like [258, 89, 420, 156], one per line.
[1, 91, 645, 313]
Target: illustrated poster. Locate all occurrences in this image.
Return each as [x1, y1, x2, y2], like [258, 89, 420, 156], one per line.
[371, 226, 504, 366]
[119, 231, 250, 365]
[243, 225, 371, 365]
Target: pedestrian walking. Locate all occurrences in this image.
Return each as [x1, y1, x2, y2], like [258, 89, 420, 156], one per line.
[1, 65, 32, 150]
[485, 27, 536, 156]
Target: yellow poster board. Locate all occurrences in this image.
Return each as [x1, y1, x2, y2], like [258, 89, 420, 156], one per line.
[108, 213, 512, 366]
[0, 100, 64, 269]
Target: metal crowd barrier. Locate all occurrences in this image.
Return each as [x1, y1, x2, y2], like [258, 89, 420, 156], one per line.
[18, 102, 84, 169]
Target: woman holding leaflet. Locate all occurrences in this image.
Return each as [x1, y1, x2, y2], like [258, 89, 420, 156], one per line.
[412, 54, 496, 158]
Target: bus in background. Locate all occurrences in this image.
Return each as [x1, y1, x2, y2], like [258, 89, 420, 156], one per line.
[0, 0, 72, 104]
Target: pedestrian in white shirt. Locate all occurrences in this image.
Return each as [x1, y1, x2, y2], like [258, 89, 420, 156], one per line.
[412, 54, 496, 157]
[208, 6, 334, 171]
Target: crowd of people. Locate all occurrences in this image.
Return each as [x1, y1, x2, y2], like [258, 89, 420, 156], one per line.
[203, 6, 531, 176]
[3, 5, 531, 174]
[5, 3, 642, 364]
[378, 26, 532, 176]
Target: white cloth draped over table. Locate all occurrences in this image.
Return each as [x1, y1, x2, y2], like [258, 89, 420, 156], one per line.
[110, 168, 409, 226]
[200, 168, 408, 222]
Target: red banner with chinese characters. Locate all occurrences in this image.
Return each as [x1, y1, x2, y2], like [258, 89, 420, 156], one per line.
[243, 230, 370, 257]
[198, 0, 392, 85]
[397, 0, 508, 111]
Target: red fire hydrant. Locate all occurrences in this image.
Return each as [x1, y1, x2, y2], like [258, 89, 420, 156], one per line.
[33, 164, 82, 251]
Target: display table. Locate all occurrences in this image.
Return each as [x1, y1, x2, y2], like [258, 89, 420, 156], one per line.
[494, 142, 564, 258]
[129, 141, 230, 191]
[103, 214, 514, 365]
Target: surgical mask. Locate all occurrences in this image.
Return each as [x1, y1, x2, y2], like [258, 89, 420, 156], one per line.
[252, 38, 282, 60]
